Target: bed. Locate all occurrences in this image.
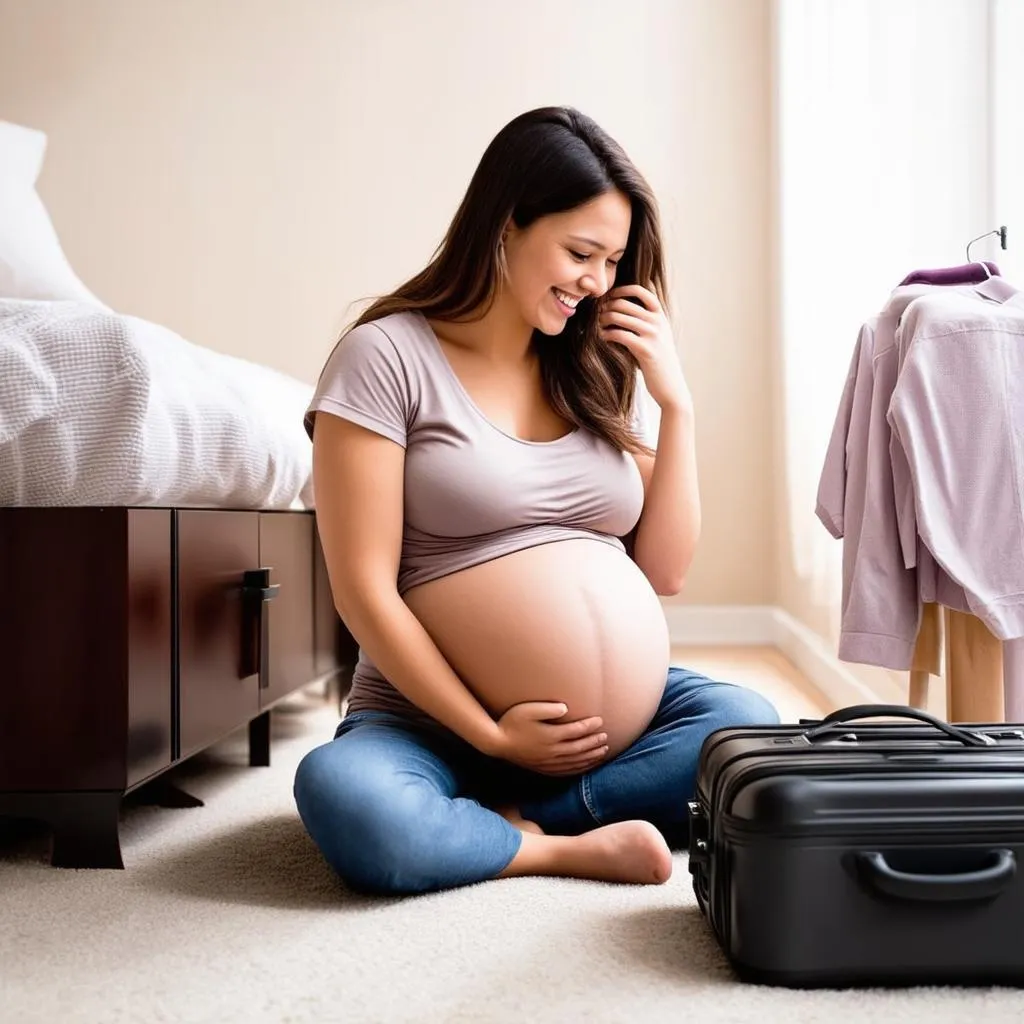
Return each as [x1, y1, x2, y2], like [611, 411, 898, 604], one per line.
[0, 120, 356, 868]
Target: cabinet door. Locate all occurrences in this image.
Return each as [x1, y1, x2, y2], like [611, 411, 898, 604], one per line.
[177, 510, 260, 759]
[126, 509, 173, 786]
[258, 512, 315, 707]
[0, 508, 130, 790]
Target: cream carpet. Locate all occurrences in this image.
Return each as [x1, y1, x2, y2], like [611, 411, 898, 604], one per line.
[3, 686, 1024, 1024]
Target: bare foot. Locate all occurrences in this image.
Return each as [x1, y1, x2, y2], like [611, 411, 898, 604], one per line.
[499, 820, 673, 885]
[494, 805, 545, 835]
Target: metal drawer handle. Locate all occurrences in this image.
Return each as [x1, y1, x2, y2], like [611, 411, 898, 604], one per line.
[241, 568, 279, 684]
[242, 568, 280, 604]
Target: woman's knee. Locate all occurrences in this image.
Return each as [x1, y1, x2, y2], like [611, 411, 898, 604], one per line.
[705, 682, 781, 730]
[665, 667, 781, 731]
[293, 741, 362, 826]
[293, 742, 433, 894]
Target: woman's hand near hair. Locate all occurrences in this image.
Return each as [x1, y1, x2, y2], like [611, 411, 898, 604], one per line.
[600, 284, 701, 597]
[598, 284, 692, 414]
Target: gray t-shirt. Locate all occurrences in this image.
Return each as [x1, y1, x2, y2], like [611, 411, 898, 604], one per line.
[305, 309, 658, 717]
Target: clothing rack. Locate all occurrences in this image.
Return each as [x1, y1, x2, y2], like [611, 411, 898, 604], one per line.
[906, 225, 1019, 723]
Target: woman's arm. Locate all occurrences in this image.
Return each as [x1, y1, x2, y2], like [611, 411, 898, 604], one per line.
[599, 284, 702, 597]
[313, 412, 506, 753]
[312, 412, 607, 773]
[630, 402, 701, 596]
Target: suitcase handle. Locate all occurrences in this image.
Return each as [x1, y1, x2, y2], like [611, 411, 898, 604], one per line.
[803, 704, 994, 747]
[857, 849, 1016, 903]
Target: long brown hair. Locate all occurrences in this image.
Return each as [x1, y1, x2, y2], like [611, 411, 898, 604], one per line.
[349, 106, 667, 454]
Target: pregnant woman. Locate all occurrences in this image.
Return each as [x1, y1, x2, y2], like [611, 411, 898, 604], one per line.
[294, 106, 778, 895]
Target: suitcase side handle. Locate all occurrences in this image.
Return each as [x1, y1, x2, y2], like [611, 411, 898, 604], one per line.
[856, 849, 1016, 903]
[803, 704, 994, 747]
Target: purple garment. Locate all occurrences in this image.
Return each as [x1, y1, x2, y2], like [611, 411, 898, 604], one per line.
[889, 276, 1022, 575]
[816, 285, 974, 670]
[899, 262, 1001, 286]
[887, 287, 1024, 642]
[817, 287, 931, 669]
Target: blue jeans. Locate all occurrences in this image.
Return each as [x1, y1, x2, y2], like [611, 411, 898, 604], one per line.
[293, 666, 779, 894]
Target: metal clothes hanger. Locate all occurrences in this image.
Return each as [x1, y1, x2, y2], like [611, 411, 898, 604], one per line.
[966, 225, 1009, 279]
[900, 226, 1009, 287]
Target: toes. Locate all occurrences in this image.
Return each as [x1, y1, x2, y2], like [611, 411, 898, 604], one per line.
[652, 857, 674, 884]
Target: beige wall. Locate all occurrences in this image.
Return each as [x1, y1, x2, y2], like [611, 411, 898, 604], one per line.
[0, 0, 773, 608]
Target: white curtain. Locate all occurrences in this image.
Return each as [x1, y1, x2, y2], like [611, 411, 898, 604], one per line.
[775, 0, 996, 627]
[993, 0, 1024, 285]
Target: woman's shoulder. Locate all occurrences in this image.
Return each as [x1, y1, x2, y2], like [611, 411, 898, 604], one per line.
[345, 309, 425, 347]
[306, 311, 427, 442]
[331, 310, 432, 372]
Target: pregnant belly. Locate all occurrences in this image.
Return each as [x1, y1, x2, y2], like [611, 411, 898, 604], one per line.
[403, 538, 671, 759]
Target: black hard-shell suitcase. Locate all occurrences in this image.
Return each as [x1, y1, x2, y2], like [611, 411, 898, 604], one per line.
[687, 704, 1024, 989]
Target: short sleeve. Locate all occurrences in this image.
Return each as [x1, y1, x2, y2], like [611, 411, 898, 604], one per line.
[303, 321, 411, 447]
[629, 370, 660, 449]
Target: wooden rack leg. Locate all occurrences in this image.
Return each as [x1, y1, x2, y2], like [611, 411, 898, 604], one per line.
[1002, 638, 1024, 722]
[944, 609, 1004, 723]
[909, 602, 941, 709]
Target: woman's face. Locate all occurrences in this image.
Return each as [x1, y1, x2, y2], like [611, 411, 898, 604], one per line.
[502, 189, 632, 336]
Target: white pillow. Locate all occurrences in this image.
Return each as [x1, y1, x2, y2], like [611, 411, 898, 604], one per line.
[0, 121, 109, 308]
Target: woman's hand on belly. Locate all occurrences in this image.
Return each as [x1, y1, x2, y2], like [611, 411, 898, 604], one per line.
[494, 701, 609, 776]
[404, 538, 671, 761]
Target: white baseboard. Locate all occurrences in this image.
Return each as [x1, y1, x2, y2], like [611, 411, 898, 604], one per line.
[664, 604, 905, 710]
[662, 604, 779, 646]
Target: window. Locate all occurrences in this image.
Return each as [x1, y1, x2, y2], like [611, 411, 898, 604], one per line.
[993, 0, 1024, 283]
[775, 0, 1002, 614]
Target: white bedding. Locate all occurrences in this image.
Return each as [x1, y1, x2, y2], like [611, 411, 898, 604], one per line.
[0, 299, 316, 509]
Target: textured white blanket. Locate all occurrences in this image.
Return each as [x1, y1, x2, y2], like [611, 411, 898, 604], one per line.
[0, 299, 315, 509]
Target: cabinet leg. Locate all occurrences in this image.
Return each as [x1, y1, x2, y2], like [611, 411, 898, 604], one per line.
[249, 710, 271, 767]
[50, 792, 124, 869]
[132, 779, 204, 809]
[0, 791, 124, 869]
